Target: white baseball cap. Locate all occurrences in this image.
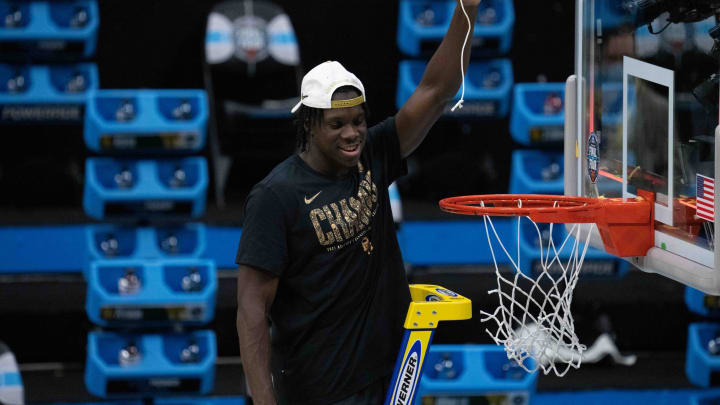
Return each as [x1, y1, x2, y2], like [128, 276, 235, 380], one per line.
[291, 61, 366, 113]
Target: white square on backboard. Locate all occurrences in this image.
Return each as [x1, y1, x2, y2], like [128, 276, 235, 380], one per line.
[622, 56, 674, 226]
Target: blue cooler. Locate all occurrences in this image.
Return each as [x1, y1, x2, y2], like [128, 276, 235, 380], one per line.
[86, 223, 207, 262]
[417, 344, 537, 405]
[509, 149, 564, 195]
[82, 157, 209, 220]
[686, 287, 720, 318]
[85, 330, 216, 398]
[509, 82, 565, 145]
[0, 63, 97, 123]
[84, 89, 208, 154]
[0, 0, 98, 61]
[84, 223, 207, 279]
[85, 258, 217, 327]
[686, 323, 720, 387]
[397, 59, 513, 118]
[397, 0, 514, 57]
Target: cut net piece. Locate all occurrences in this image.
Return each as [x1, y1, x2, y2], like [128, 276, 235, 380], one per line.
[479, 208, 595, 377]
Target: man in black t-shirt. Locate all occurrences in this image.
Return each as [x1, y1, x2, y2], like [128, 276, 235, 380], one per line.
[236, 1, 483, 404]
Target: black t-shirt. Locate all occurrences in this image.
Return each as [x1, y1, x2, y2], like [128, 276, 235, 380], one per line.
[236, 116, 411, 405]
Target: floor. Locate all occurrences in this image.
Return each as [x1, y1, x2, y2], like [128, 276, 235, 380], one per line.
[1, 245, 716, 404]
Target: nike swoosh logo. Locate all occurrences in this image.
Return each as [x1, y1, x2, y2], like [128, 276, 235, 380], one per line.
[304, 191, 322, 204]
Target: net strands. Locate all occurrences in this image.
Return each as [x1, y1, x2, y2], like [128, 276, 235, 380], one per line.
[481, 214, 594, 376]
[439, 195, 601, 376]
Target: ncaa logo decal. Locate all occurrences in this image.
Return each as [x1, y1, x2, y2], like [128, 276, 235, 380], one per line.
[391, 340, 422, 405]
[233, 15, 269, 64]
[435, 288, 458, 297]
[587, 131, 600, 184]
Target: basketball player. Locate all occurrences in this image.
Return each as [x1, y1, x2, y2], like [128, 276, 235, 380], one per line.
[236, 1, 483, 403]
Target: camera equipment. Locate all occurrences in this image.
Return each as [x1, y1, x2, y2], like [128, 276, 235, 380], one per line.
[623, 1, 720, 113]
[624, 0, 720, 32]
[693, 72, 719, 112]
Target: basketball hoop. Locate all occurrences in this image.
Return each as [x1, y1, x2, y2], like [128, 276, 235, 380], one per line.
[438, 193, 654, 376]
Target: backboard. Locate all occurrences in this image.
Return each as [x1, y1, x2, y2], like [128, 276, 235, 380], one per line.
[566, 0, 720, 293]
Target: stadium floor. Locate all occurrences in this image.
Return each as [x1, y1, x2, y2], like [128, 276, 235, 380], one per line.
[29, 389, 720, 405]
[3, 259, 716, 404]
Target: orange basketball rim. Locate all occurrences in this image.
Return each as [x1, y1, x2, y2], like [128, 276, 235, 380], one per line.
[438, 191, 655, 258]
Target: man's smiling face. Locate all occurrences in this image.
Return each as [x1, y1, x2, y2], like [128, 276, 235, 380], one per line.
[305, 88, 367, 176]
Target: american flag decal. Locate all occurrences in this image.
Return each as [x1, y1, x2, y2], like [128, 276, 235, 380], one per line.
[697, 174, 715, 222]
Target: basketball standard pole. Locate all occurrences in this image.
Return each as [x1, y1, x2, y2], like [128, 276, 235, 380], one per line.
[383, 285, 472, 405]
[564, 75, 603, 248]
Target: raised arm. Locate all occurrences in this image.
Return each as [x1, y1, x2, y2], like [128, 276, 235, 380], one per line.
[395, 0, 482, 158]
[237, 264, 279, 405]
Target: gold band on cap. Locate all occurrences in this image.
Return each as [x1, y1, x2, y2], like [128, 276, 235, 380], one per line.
[330, 95, 365, 109]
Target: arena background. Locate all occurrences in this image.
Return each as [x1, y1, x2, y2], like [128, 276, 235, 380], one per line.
[0, 0, 704, 402]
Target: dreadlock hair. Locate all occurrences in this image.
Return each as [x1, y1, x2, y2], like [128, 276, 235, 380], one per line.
[293, 86, 370, 153]
[293, 105, 324, 153]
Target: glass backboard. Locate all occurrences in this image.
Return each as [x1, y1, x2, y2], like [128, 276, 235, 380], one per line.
[567, 0, 720, 293]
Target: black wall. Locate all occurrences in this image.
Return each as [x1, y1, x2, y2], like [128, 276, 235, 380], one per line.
[93, 0, 577, 217]
[0, 1, 577, 219]
[95, 0, 575, 117]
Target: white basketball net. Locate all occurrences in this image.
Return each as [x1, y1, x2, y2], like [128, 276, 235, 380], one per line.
[479, 209, 596, 377]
